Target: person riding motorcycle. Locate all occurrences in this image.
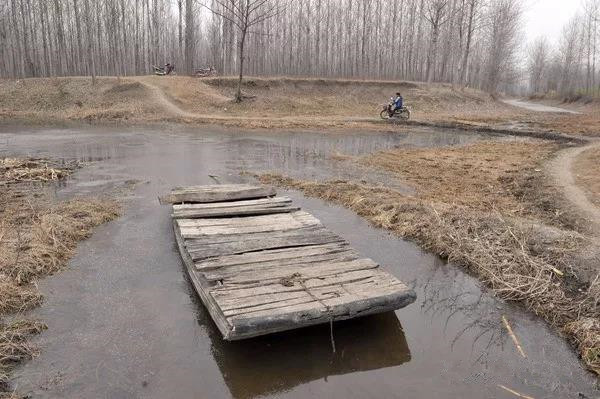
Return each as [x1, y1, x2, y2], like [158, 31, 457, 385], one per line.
[392, 92, 403, 114]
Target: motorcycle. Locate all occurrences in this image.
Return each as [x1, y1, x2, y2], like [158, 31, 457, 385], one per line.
[380, 98, 410, 120]
[195, 67, 218, 77]
[154, 64, 175, 76]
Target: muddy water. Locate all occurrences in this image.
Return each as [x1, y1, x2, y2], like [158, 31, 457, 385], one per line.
[1, 126, 596, 398]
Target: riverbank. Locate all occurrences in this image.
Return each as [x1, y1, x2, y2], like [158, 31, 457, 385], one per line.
[2, 127, 595, 398]
[0, 158, 119, 390]
[3, 76, 599, 138]
[258, 137, 600, 375]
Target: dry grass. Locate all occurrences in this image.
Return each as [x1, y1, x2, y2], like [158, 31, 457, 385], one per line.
[2, 76, 600, 135]
[3, 75, 599, 136]
[0, 77, 163, 123]
[257, 138, 600, 374]
[565, 317, 600, 374]
[0, 320, 47, 387]
[0, 158, 120, 391]
[0, 76, 504, 128]
[362, 140, 558, 214]
[0, 158, 78, 184]
[573, 147, 600, 209]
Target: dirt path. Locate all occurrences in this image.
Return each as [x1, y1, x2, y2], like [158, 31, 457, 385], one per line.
[135, 77, 374, 125]
[548, 141, 600, 235]
[136, 78, 198, 119]
[502, 99, 581, 114]
[140, 77, 599, 229]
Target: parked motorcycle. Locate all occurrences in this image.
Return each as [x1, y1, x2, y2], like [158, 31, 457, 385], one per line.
[154, 64, 175, 76]
[380, 98, 410, 120]
[195, 67, 218, 77]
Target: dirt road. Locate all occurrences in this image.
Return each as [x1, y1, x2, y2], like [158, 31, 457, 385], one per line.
[135, 77, 376, 126]
[502, 99, 581, 114]
[549, 141, 600, 235]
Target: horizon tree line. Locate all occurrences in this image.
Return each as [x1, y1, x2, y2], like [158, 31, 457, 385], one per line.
[527, 0, 600, 97]
[1, 0, 526, 94]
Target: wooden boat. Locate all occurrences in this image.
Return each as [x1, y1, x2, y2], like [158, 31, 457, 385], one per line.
[161, 184, 416, 340]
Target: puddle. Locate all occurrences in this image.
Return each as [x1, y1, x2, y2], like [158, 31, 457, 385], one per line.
[0, 125, 596, 398]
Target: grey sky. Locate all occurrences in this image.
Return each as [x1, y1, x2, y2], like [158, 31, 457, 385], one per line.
[523, 0, 581, 43]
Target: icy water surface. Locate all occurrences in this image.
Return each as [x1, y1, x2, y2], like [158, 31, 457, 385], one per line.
[0, 125, 595, 398]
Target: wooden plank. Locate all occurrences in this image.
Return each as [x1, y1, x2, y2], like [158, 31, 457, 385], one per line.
[195, 242, 356, 270]
[173, 205, 300, 219]
[217, 273, 403, 315]
[200, 251, 361, 281]
[213, 271, 399, 312]
[226, 284, 416, 340]
[179, 220, 321, 237]
[159, 184, 275, 204]
[173, 196, 292, 210]
[221, 275, 406, 318]
[176, 211, 319, 228]
[172, 220, 232, 337]
[211, 269, 379, 300]
[185, 226, 339, 247]
[163, 184, 417, 340]
[205, 258, 379, 285]
[187, 231, 345, 261]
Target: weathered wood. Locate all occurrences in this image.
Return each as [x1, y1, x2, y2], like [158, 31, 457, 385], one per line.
[187, 231, 345, 261]
[195, 242, 356, 270]
[179, 220, 321, 237]
[173, 196, 292, 210]
[185, 226, 340, 247]
[173, 205, 300, 219]
[165, 184, 416, 340]
[204, 258, 379, 285]
[159, 184, 276, 204]
[172, 196, 297, 218]
[177, 211, 319, 227]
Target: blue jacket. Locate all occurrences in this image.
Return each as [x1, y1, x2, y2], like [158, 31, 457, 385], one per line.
[394, 96, 403, 109]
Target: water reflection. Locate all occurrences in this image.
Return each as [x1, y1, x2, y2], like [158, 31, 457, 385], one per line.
[206, 312, 410, 399]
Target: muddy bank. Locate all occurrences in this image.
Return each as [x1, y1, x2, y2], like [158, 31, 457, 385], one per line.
[257, 137, 600, 375]
[6, 75, 596, 138]
[0, 126, 595, 398]
[0, 158, 119, 389]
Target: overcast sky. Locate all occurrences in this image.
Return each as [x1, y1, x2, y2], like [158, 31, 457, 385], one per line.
[522, 0, 582, 43]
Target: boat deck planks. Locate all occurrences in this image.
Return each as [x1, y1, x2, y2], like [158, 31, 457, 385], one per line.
[165, 184, 416, 340]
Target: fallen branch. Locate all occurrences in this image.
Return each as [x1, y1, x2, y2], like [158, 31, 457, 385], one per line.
[497, 384, 535, 399]
[502, 315, 527, 358]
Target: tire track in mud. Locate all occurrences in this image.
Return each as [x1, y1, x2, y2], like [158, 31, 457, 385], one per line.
[548, 141, 600, 235]
[136, 79, 198, 119]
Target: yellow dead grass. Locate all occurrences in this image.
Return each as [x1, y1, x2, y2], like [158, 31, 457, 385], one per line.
[257, 138, 600, 374]
[0, 158, 120, 389]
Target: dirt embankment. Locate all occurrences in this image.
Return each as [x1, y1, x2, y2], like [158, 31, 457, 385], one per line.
[572, 145, 600, 211]
[0, 76, 515, 129]
[258, 139, 600, 375]
[0, 159, 119, 392]
[3, 75, 600, 136]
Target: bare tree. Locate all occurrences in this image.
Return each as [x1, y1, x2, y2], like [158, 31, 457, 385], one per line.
[202, 0, 285, 102]
[483, 0, 522, 94]
[185, 0, 194, 74]
[458, 0, 481, 85]
[0, 0, 533, 95]
[424, 0, 450, 83]
[528, 37, 549, 94]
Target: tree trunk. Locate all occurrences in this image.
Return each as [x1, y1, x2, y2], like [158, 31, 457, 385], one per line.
[236, 28, 247, 103]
